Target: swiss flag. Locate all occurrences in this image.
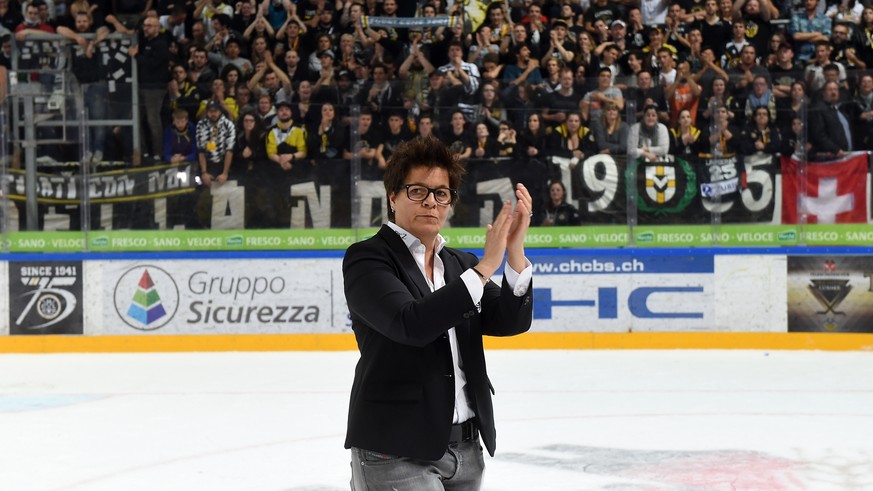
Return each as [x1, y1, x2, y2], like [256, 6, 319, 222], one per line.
[781, 153, 870, 224]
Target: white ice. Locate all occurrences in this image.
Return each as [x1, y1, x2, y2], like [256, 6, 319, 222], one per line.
[1, 350, 872, 491]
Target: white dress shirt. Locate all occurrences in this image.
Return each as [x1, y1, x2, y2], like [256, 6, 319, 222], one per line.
[386, 222, 532, 423]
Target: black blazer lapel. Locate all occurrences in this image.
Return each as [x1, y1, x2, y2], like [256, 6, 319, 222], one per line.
[377, 225, 432, 298]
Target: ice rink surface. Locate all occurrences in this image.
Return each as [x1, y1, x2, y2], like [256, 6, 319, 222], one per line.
[1, 349, 872, 491]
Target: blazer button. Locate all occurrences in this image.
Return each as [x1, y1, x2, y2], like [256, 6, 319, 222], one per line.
[463, 312, 471, 319]
[523, 296, 531, 305]
[445, 374, 453, 378]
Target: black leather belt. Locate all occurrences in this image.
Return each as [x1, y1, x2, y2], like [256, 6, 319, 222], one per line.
[448, 419, 477, 444]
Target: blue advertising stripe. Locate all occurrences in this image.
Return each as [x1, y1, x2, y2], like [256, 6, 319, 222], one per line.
[529, 255, 714, 274]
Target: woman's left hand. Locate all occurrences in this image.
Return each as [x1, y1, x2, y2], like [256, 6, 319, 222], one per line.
[506, 183, 532, 271]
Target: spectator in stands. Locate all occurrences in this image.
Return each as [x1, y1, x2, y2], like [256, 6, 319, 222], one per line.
[769, 42, 800, 98]
[581, 67, 624, 124]
[266, 100, 308, 178]
[705, 105, 740, 156]
[740, 105, 782, 154]
[547, 111, 592, 162]
[167, 64, 201, 121]
[255, 92, 276, 125]
[189, 46, 218, 98]
[777, 80, 808, 131]
[130, 15, 169, 163]
[547, 18, 575, 65]
[656, 47, 678, 86]
[695, 0, 728, 59]
[196, 100, 236, 189]
[791, 0, 832, 63]
[164, 108, 198, 164]
[503, 43, 543, 89]
[592, 101, 628, 155]
[664, 3, 690, 54]
[197, 78, 238, 121]
[248, 57, 292, 102]
[438, 40, 481, 121]
[699, 76, 731, 128]
[670, 108, 706, 156]
[721, 18, 749, 70]
[417, 113, 437, 139]
[808, 80, 854, 156]
[230, 0, 257, 35]
[195, 0, 234, 39]
[361, 62, 401, 126]
[732, 0, 776, 58]
[780, 115, 810, 157]
[469, 121, 500, 159]
[236, 83, 255, 114]
[730, 44, 770, 95]
[859, 7, 873, 68]
[584, 0, 622, 35]
[206, 13, 242, 58]
[632, 70, 669, 122]
[804, 42, 845, 94]
[625, 8, 647, 50]
[541, 57, 563, 93]
[743, 75, 776, 123]
[444, 109, 472, 159]
[830, 22, 865, 71]
[852, 74, 873, 150]
[56, 10, 109, 162]
[468, 24, 500, 71]
[495, 120, 518, 157]
[275, 11, 306, 58]
[540, 180, 581, 226]
[0, 0, 23, 33]
[398, 34, 435, 105]
[502, 79, 537, 130]
[190, 20, 208, 47]
[379, 110, 413, 163]
[312, 48, 337, 95]
[642, 27, 678, 72]
[664, 61, 701, 127]
[221, 64, 242, 99]
[291, 79, 316, 127]
[159, 5, 188, 45]
[543, 67, 582, 127]
[307, 101, 345, 160]
[692, 45, 729, 94]
[213, 38, 253, 75]
[14, 1, 54, 40]
[518, 112, 548, 159]
[343, 108, 384, 178]
[477, 82, 506, 133]
[628, 104, 670, 161]
[280, 48, 309, 84]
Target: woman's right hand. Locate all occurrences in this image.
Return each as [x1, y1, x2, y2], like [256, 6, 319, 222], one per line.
[478, 200, 513, 277]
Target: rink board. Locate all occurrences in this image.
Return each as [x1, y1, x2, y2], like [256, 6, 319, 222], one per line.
[1, 248, 872, 352]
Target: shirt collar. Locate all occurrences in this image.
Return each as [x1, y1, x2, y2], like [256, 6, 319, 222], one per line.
[386, 221, 446, 254]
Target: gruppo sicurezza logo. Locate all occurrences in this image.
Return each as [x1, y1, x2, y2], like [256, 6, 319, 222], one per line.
[113, 265, 180, 331]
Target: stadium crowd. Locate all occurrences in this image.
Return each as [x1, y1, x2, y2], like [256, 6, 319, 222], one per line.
[2, 0, 873, 227]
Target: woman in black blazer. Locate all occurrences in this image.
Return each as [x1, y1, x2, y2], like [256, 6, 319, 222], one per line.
[343, 136, 534, 489]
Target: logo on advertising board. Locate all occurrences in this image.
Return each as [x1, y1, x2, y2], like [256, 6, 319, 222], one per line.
[787, 256, 873, 332]
[9, 262, 83, 335]
[528, 255, 714, 332]
[112, 265, 180, 331]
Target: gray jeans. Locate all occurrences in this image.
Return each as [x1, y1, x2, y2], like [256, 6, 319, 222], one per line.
[350, 436, 484, 490]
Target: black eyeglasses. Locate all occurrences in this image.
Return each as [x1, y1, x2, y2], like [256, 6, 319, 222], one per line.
[401, 184, 457, 205]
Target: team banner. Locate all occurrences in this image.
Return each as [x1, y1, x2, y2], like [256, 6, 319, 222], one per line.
[781, 152, 870, 224]
[361, 15, 453, 28]
[2, 162, 197, 204]
[8, 261, 83, 335]
[787, 256, 873, 333]
[628, 154, 778, 225]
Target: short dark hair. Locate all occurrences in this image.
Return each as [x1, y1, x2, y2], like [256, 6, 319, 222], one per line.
[383, 137, 466, 221]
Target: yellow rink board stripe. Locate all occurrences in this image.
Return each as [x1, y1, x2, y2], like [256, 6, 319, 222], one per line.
[1, 332, 873, 353]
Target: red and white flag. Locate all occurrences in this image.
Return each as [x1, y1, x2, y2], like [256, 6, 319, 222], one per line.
[781, 153, 869, 224]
